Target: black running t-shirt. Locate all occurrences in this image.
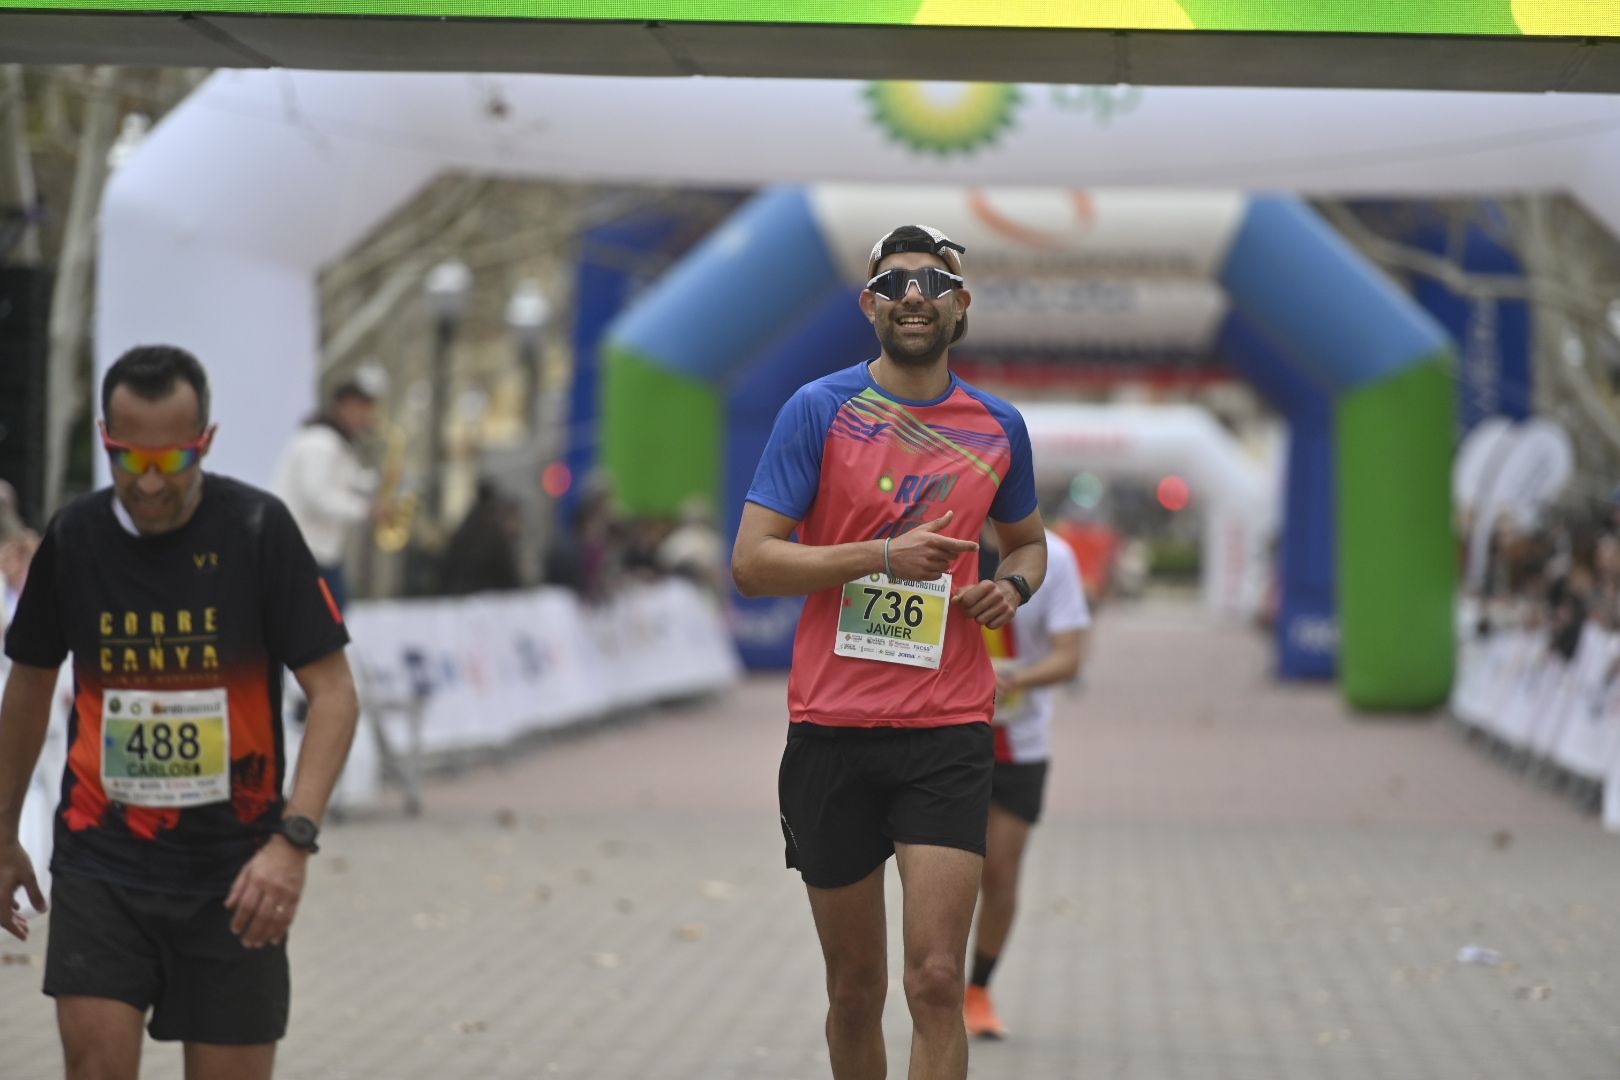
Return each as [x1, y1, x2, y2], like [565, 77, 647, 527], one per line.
[4, 475, 349, 893]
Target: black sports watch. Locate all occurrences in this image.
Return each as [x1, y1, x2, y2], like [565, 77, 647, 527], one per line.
[997, 574, 1033, 606]
[277, 814, 321, 854]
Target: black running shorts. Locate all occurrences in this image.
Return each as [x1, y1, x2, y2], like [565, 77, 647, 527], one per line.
[44, 871, 290, 1045]
[779, 721, 994, 889]
[989, 759, 1050, 825]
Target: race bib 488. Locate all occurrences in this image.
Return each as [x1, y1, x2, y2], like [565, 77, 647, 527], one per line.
[102, 688, 231, 808]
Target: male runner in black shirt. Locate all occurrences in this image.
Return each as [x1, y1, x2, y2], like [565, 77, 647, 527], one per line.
[0, 345, 358, 1079]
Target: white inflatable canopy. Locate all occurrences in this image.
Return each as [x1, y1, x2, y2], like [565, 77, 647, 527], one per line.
[1018, 402, 1273, 617]
[98, 71, 1620, 486]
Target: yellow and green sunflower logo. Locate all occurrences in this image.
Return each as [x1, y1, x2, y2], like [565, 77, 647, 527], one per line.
[864, 82, 1023, 157]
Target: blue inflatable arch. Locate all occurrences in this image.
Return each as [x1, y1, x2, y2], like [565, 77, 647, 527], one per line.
[602, 186, 1455, 710]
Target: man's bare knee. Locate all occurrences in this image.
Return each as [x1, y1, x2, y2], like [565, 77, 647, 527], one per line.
[904, 953, 965, 1013]
[827, 962, 888, 1017]
[59, 998, 143, 1080]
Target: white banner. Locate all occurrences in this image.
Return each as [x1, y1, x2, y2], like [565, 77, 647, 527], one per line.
[343, 578, 742, 757]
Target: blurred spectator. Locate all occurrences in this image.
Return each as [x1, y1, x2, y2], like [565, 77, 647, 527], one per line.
[272, 371, 384, 611]
[1113, 537, 1150, 601]
[657, 495, 726, 594]
[541, 510, 589, 595]
[621, 517, 668, 582]
[0, 479, 33, 626]
[0, 479, 25, 544]
[441, 481, 523, 596]
[1546, 559, 1590, 662]
[1593, 532, 1620, 630]
[1, 528, 40, 623]
[543, 484, 620, 603]
[1466, 490, 1620, 697]
[1473, 509, 1620, 662]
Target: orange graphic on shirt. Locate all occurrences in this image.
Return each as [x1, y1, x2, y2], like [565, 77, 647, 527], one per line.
[66, 663, 280, 835]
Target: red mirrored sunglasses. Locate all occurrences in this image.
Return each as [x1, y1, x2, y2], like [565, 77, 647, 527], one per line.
[100, 427, 212, 476]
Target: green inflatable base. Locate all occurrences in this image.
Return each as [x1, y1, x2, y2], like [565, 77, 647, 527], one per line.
[601, 346, 722, 518]
[1336, 356, 1456, 711]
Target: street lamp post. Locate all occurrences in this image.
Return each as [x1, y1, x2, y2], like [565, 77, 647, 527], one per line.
[423, 258, 472, 530]
[505, 278, 554, 587]
[504, 278, 550, 439]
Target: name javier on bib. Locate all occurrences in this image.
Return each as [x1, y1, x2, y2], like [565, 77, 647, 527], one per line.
[835, 571, 951, 670]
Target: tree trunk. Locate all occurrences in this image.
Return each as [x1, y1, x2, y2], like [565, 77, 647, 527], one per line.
[0, 64, 40, 264]
[43, 66, 120, 516]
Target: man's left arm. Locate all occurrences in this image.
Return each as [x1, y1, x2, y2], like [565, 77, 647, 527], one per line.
[282, 648, 359, 834]
[225, 654, 358, 949]
[953, 509, 1046, 630]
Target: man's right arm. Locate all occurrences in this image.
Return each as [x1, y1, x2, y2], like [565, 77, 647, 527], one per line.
[0, 661, 58, 938]
[732, 503, 881, 598]
[732, 503, 977, 598]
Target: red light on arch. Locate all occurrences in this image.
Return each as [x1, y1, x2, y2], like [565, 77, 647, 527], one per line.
[1157, 475, 1190, 512]
[542, 462, 572, 498]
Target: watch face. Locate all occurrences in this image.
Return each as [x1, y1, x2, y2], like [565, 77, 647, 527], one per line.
[282, 816, 318, 847]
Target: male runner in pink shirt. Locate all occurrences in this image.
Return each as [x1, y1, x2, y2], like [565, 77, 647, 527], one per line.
[733, 225, 1046, 1079]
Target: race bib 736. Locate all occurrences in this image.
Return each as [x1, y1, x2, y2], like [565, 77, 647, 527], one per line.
[834, 572, 951, 670]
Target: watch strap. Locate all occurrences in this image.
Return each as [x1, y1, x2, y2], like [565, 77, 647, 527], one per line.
[997, 574, 1032, 606]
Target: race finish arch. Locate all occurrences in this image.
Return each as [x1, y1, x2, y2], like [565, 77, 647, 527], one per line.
[1017, 403, 1275, 621]
[92, 71, 1620, 712]
[601, 185, 1452, 708]
[3, 2, 1619, 90]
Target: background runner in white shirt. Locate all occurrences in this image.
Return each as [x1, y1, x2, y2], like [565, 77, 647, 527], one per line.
[966, 528, 1091, 1039]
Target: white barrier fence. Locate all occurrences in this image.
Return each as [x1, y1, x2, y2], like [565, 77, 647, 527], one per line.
[314, 578, 744, 808]
[9, 579, 744, 885]
[1450, 600, 1620, 832]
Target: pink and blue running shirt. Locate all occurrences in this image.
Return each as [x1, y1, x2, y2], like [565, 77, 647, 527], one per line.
[746, 362, 1037, 730]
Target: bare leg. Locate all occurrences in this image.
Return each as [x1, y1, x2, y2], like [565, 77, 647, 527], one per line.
[972, 804, 1033, 965]
[184, 1042, 276, 1080]
[806, 863, 890, 1080]
[894, 843, 982, 1080]
[57, 996, 145, 1080]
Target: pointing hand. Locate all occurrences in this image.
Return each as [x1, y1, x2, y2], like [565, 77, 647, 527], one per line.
[885, 511, 977, 581]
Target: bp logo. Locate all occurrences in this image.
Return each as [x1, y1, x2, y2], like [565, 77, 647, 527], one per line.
[864, 82, 1023, 157]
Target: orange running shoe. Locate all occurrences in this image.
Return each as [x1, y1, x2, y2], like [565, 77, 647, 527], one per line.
[963, 984, 1008, 1039]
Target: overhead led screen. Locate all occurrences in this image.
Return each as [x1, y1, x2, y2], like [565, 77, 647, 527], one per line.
[1, 0, 1616, 36]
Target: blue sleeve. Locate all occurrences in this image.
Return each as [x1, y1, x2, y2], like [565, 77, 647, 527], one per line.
[990, 405, 1037, 523]
[744, 385, 833, 521]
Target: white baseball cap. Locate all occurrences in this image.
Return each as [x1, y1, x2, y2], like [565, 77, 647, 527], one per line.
[866, 224, 966, 279]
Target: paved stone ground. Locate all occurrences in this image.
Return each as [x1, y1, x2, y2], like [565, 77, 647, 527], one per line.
[4, 598, 1618, 1079]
